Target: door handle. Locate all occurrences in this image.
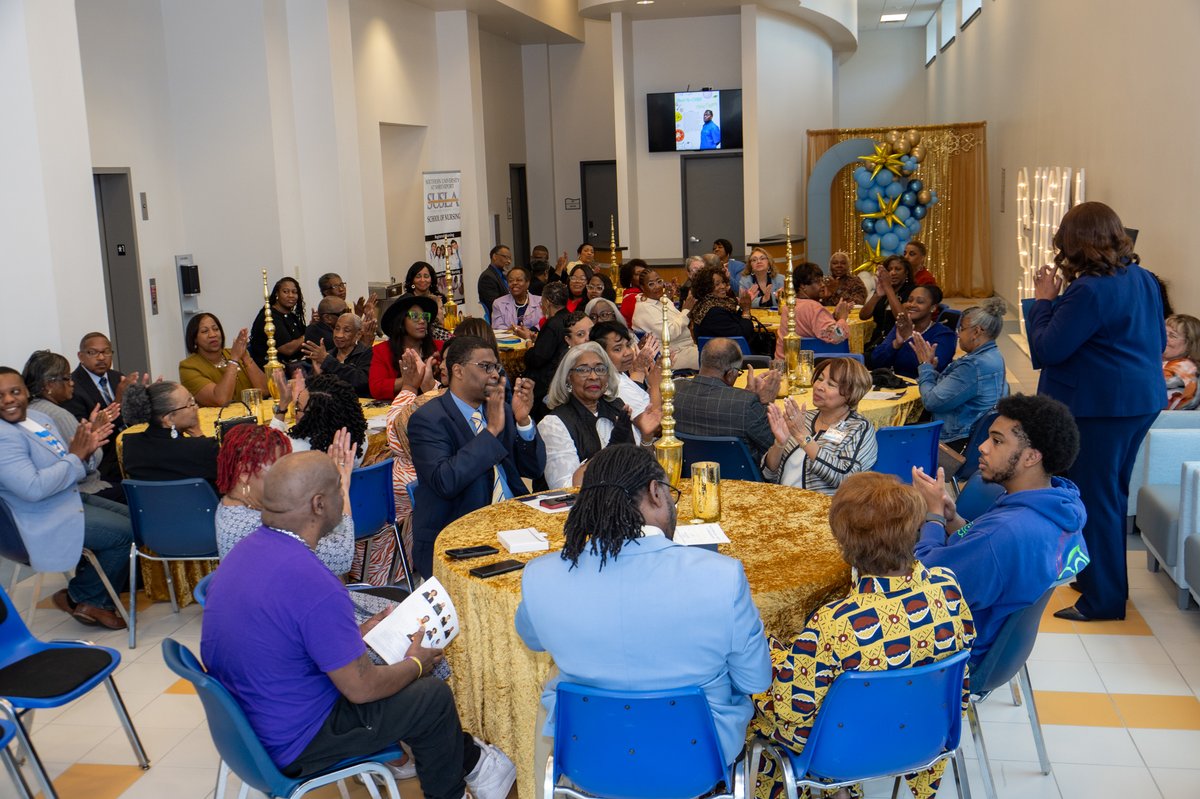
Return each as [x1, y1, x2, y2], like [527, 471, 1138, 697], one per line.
[589, 231, 599, 238]
[689, 236, 701, 243]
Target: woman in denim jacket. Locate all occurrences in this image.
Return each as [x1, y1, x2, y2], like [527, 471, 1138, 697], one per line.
[911, 298, 1007, 453]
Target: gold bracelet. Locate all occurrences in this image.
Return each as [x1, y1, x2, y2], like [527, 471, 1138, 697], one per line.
[406, 655, 423, 678]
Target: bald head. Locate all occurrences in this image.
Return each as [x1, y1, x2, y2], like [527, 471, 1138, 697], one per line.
[699, 338, 743, 377]
[260, 451, 344, 540]
[318, 297, 349, 317]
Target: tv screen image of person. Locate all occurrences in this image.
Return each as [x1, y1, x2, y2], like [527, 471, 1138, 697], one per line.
[647, 89, 743, 153]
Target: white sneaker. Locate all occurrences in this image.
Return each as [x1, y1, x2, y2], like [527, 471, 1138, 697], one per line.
[386, 753, 418, 780]
[465, 740, 517, 799]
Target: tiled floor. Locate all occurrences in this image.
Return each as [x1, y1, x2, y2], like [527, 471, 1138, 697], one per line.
[3, 301, 1197, 798]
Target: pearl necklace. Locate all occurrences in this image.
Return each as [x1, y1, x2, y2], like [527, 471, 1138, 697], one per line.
[266, 526, 312, 549]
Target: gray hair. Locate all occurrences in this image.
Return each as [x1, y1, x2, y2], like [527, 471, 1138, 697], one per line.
[338, 311, 363, 331]
[584, 297, 621, 320]
[545, 341, 621, 409]
[684, 255, 705, 273]
[701, 253, 722, 270]
[542, 281, 569, 310]
[961, 297, 1006, 340]
[699, 338, 743, 373]
[318, 296, 349, 316]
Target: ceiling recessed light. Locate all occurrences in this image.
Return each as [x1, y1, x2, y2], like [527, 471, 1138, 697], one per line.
[636, 0, 655, 4]
[881, 13, 908, 22]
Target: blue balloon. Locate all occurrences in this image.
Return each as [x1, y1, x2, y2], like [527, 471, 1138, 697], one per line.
[909, 179, 924, 193]
[901, 191, 917, 207]
[885, 182, 903, 199]
[861, 218, 875, 234]
[912, 204, 927, 220]
[895, 205, 911, 222]
[856, 199, 872, 213]
[854, 165, 869, 180]
[867, 233, 881, 248]
[855, 170, 873, 188]
[906, 217, 922, 233]
[929, 191, 939, 205]
[876, 170, 895, 187]
[895, 224, 911, 241]
[874, 219, 890, 235]
[882, 233, 900, 251]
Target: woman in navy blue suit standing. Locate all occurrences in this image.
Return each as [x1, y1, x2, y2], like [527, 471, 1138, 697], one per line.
[1026, 202, 1165, 621]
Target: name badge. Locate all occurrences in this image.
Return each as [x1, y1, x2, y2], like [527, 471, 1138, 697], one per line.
[822, 425, 848, 445]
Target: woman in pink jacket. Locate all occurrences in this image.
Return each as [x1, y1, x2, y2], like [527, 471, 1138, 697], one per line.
[775, 262, 853, 358]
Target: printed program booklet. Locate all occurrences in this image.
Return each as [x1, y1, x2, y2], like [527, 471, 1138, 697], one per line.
[363, 577, 459, 664]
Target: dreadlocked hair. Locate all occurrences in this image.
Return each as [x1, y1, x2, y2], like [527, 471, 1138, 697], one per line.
[561, 444, 666, 569]
[289, 374, 367, 453]
[216, 424, 292, 495]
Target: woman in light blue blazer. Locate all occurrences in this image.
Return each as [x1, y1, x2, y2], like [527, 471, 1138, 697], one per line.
[0, 367, 131, 629]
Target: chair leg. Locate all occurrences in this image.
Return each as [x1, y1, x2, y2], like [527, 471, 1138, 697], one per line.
[1147, 552, 1160, 572]
[544, 752, 556, 799]
[1, 742, 34, 799]
[27, 572, 44, 623]
[1009, 677, 1022, 707]
[103, 677, 150, 769]
[391, 523, 415, 593]
[337, 779, 352, 799]
[1178, 586, 1193, 610]
[966, 701, 997, 799]
[1018, 665, 1051, 775]
[128, 546, 139, 650]
[237, 782, 251, 799]
[360, 538, 372, 584]
[213, 759, 229, 799]
[0, 710, 56, 799]
[890, 775, 902, 799]
[82, 548, 131, 627]
[163, 561, 180, 615]
[952, 746, 973, 799]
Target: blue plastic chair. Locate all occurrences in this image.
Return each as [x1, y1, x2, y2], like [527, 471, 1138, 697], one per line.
[952, 411, 999, 492]
[349, 462, 415, 592]
[966, 584, 1061, 799]
[813, 353, 865, 365]
[547, 683, 744, 799]
[679, 433, 762, 482]
[161, 638, 401, 799]
[799, 337, 850, 354]
[0, 583, 148, 799]
[0, 496, 128, 625]
[750, 649, 971, 799]
[193, 572, 214, 607]
[405, 480, 418, 513]
[123, 479, 221, 648]
[954, 473, 1005, 523]
[0, 713, 33, 798]
[873, 421, 944, 480]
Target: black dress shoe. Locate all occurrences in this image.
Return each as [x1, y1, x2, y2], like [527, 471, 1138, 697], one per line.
[1053, 606, 1093, 622]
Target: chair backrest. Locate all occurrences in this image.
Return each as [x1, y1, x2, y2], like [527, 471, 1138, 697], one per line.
[939, 309, 963, 330]
[968, 585, 1058, 695]
[0, 580, 36, 651]
[161, 638, 298, 797]
[193, 572, 214, 608]
[955, 473, 1005, 523]
[814, 353, 865, 366]
[553, 683, 728, 799]
[349, 461, 396, 540]
[953, 411, 999, 483]
[123, 479, 220, 557]
[0, 497, 31, 568]
[800, 337, 851, 354]
[679, 433, 761, 482]
[697, 336, 752, 357]
[798, 649, 969, 782]
[872, 422, 944, 480]
[405, 480, 418, 513]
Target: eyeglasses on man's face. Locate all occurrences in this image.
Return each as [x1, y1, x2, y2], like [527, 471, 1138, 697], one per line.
[657, 481, 682, 504]
[84, 349, 113, 358]
[406, 311, 433, 323]
[569, 364, 609, 377]
[470, 361, 502, 375]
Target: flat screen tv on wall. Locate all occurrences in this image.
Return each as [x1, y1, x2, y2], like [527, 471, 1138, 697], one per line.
[647, 89, 743, 153]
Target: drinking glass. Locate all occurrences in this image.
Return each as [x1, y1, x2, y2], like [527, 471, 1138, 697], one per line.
[798, 350, 815, 389]
[691, 461, 721, 523]
[242, 388, 264, 423]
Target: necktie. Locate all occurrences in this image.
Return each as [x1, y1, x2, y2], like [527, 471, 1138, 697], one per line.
[469, 410, 508, 504]
[98, 375, 114, 405]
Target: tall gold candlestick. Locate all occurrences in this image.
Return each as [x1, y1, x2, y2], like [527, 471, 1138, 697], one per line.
[781, 218, 801, 395]
[609, 214, 623, 306]
[262, 269, 283, 400]
[441, 232, 459, 332]
[654, 299, 683, 487]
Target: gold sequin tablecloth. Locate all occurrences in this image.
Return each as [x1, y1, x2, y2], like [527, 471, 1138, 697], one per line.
[730, 374, 924, 430]
[433, 481, 850, 799]
[498, 340, 530, 379]
[118, 400, 391, 605]
[749, 308, 875, 354]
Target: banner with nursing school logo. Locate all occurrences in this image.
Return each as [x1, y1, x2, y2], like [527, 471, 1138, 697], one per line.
[423, 170, 464, 302]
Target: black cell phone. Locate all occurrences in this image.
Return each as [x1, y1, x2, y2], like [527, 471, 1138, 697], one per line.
[540, 495, 576, 510]
[446, 545, 500, 560]
[469, 559, 526, 579]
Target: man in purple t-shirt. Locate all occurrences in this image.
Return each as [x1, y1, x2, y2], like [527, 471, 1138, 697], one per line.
[201, 451, 516, 799]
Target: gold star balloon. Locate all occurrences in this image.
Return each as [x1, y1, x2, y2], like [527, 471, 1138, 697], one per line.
[854, 238, 885, 274]
[859, 192, 904, 229]
[858, 143, 906, 179]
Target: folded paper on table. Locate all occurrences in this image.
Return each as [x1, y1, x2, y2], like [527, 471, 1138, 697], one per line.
[863, 390, 906, 401]
[673, 523, 730, 547]
[363, 577, 458, 664]
[498, 527, 550, 554]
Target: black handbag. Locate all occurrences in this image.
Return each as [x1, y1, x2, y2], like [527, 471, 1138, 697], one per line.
[870, 368, 909, 390]
[748, 317, 776, 357]
[215, 401, 258, 445]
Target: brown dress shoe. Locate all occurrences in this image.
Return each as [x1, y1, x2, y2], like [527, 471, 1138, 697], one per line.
[51, 589, 90, 621]
[72, 603, 127, 630]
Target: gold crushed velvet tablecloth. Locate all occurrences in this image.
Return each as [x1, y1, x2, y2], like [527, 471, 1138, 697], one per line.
[731, 374, 924, 430]
[433, 481, 850, 799]
[750, 307, 875, 354]
[117, 400, 391, 606]
[498, 340, 530, 378]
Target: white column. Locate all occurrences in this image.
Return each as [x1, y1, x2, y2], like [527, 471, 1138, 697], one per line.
[0, 0, 107, 362]
[610, 12, 639, 254]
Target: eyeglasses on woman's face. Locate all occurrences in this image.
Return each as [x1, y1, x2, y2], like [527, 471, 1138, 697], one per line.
[569, 363, 610, 377]
[589, 310, 616, 323]
[407, 310, 433, 323]
[167, 396, 198, 414]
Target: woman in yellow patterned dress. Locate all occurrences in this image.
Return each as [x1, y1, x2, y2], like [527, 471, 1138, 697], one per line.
[751, 472, 975, 799]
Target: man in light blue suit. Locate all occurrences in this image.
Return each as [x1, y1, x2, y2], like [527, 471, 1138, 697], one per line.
[515, 444, 770, 766]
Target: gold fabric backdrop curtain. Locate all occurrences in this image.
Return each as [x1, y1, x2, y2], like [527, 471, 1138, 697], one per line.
[807, 122, 992, 298]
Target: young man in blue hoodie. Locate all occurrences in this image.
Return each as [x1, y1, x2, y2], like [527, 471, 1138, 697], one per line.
[911, 394, 1090, 665]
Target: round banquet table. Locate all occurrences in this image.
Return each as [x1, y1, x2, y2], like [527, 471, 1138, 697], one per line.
[497, 339, 530, 379]
[750, 307, 875, 354]
[432, 481, 851, 799]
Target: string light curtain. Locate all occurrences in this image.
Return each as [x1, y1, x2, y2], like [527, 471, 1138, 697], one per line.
[807, 122, 992, 298]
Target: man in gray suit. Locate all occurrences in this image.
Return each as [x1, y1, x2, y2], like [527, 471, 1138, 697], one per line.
[62, 332, 136, 483]
[672, 338, 780, 472]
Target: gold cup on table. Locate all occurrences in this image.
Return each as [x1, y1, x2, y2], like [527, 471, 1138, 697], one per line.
[798, 350, 815, 390]
[690, 461, 721, 523]
[241, 388, 264, 424]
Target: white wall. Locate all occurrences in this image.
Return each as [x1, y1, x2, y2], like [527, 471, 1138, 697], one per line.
[835, 27, 925, 129]
[926, 0, 1197, 311]
[521, 43, 557, 258]
[479, 29, 528, 253]
[629, 14, 742, 258]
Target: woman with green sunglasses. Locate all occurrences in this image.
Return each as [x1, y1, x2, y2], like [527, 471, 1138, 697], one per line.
[369, 294, 441, 400]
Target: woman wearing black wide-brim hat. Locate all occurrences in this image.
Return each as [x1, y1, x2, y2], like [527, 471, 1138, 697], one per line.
[369, 293, 441, 400]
